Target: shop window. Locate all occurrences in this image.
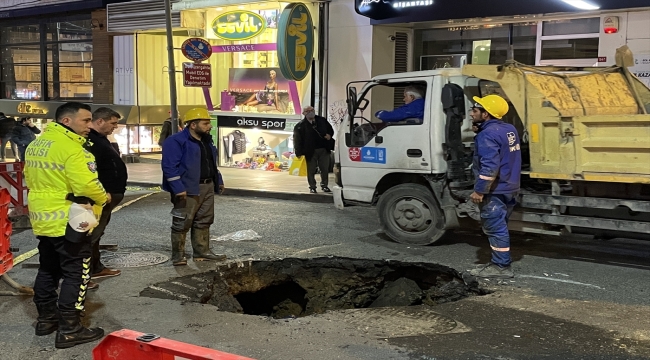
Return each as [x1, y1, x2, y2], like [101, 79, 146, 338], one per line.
[45, 20, 92, 42]
[0, 16, 93, 100]
[538, 18, 599, 66]
[0, 25, 40, 45]
[415, 23, 538, 69]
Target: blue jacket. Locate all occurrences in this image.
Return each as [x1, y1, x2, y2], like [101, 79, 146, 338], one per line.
[375, 98, 425, 123]
[473, 119, 522, 195]
[161, 128, 223, 196]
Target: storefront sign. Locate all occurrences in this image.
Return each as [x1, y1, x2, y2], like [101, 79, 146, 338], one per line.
[277, 3, 314, 81]
[181, 38, 212, 62]
[218, 115, 286, 130]
[211, 11, 266, 41]
[212, 43, 277, 53]
[17, 102, 46, 115]
[183, 63, 212, 88]
[357, 0, 650, 24]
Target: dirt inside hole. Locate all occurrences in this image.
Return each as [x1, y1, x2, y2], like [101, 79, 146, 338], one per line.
[141, 257, 486, 319]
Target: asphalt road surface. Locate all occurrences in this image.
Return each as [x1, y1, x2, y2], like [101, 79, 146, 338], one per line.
[1, 190, 649, 360]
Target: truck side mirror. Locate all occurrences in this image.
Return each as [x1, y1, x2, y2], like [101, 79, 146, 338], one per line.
[375, 136, 383, 144]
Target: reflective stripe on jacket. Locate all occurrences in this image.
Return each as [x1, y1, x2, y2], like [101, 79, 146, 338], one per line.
[24, 122, 108, 237]
[472, 119, 522, 195]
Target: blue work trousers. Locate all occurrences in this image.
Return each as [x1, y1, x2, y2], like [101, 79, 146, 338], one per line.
[480, 193, 517, 268]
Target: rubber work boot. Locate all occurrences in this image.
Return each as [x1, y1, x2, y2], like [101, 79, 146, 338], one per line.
[191, 228, 226, 262]
[171, 232, 187, 266]
[35, 301, 59, 336]
[469, 263, 514, 279]
[55, 310, 104, 349]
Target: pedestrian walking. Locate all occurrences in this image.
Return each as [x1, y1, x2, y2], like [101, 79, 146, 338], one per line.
[11, 117, 41, 161]
[468, 95, 522, 279]
[293, 106, 335, 193]
[87, 107, 128, 280]
[0, 113, 19, 161]
[24, 102, 109, 348]
[161, 108, 226, 266]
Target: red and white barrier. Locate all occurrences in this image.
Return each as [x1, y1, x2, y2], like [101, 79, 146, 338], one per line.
[0, 162, 28, 217]
[0, 188, 14, 275]
[92, 329, 256, 360]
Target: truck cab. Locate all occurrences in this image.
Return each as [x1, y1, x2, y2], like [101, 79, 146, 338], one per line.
[333, 69, 478, 245]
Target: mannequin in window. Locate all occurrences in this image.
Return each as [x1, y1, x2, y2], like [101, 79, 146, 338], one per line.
[242, 69, 279, 112]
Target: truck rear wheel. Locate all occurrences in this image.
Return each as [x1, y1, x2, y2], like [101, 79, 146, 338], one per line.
[377, 183, 446, 245]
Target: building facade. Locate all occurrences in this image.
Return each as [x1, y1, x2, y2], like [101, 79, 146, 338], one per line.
[327, 0, 650, 117]
[0, 0, 135, 133]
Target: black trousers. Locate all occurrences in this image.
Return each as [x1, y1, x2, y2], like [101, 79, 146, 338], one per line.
[306, 148, 331, 189]
[33, 236, 92, 311]
[89, 193, 124, 274]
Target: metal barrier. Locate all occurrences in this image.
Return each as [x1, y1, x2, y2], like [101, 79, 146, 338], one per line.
[0, 162, 28, 217]
[92, 329, 256, 360]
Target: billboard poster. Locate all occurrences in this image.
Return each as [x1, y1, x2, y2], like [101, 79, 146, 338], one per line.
[224, 68, 293, 114]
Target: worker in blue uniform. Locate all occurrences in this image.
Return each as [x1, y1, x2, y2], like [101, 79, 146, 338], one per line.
[161, 108, 226, 266]
[375, 85, 425, 123]
[468, 94, 522, 279]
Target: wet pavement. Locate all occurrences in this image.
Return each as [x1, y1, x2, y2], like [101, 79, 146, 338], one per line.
[1, 190, 650, 359]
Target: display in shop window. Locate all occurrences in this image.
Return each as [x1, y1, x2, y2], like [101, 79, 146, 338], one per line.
[222, 67, 298, 114]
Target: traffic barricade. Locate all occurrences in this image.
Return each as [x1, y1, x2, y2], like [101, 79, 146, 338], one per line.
[0, 162, 28, 217]
[0, 188, 13, 275]
[92, 329, 256, 360]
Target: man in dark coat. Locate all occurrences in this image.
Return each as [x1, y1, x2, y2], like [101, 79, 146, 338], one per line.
[87, 107, 128, 281]
[293, 106, 334, 193]
[12, 117, 41, 161]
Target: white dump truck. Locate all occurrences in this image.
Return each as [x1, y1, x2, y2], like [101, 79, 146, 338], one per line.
[332, 46, 650, 245]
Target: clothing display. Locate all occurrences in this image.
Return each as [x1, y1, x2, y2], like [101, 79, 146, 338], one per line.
[222, 130, 248, 163]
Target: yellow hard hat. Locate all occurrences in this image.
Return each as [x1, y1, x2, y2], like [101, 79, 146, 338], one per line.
[472, 95, 509, 119]
[184, 108, 211, 122]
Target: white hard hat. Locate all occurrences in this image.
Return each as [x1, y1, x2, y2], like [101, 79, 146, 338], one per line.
[68, 203, 99, 233]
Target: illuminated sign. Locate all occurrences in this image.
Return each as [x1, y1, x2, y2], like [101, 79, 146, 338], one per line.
[211, 11, 266, 41]
[17, 102, 46, 115]
[277, 3, 314, 81]
[356, 0, 650, 24]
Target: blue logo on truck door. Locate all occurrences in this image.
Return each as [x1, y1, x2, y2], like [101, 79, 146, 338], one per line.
[360, 147, 386, 164]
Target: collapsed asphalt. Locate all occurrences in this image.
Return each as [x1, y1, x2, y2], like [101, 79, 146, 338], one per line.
[2, 190, 649, 359]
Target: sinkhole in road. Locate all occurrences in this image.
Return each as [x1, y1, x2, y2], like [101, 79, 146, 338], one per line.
[141, 257, 486, 319]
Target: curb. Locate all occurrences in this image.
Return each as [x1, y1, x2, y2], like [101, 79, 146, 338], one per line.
[126, 182, 334, 204]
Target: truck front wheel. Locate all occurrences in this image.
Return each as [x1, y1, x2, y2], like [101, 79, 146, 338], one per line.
[377, 184, 446, 245]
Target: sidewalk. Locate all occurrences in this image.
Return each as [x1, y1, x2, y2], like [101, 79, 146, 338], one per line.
[126, 163, 335, 203]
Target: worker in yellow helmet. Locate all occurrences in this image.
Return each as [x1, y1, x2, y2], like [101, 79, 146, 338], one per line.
[161, 108, 226, 266]
[468, 94, 522, 279]
[25, 102, 108, 349]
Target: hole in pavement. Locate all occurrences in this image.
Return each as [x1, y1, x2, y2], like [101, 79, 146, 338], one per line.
[140, 257, 486, 319]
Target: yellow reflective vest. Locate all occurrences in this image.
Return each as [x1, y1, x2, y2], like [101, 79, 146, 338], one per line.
[25, 122, 108, 237]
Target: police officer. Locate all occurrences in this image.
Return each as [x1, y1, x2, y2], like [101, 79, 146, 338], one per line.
[161, 108, 225, 266]
[25, 102, 109, 348]
[468, 95, 522, 279]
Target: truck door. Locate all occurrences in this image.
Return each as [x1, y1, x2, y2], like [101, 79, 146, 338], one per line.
[338, 77, 434, 203]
